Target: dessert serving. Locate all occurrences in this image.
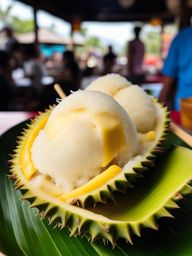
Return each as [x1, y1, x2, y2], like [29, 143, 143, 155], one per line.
[10, 74, 192, 244]
[87, 74, 159, 133]
[31, 90, 138, 200]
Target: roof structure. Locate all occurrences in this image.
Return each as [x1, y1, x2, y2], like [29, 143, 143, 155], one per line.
[18, 0, 174, 22]
[16, 28, 84, 45]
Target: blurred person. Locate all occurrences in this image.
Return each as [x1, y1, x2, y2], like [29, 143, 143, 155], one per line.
[102, 45, 117, 75]
[1, 26, 18, 53]
[10, 43, 26, 83]
[104, 45, 117, 62]
[159, 27, 192, 110]
[45, 52, 62, 69]
[63, 50, 80, 88]
[23, 44, 47, 95]
[0, 50, 13, 110]
[10, 43, 24, 70]
[45, 52, 63, 76]
[56, 50, 80, 95]
[127, 26, 145, 85]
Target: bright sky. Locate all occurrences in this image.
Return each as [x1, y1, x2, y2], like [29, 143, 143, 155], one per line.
[0, 0, 162, 49]
[83, 22, 134, 49]
[0, 0, 71, 35]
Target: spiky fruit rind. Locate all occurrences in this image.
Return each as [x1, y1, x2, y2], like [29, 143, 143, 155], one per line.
[11, 140, 192, 244]
[75, 101, 170, 206]
[11, 101, 169, 207]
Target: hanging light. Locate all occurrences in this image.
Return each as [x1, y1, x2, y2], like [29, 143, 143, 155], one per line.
[118, 0, 135, 9]
[166, 0, 181, 14]
[71, 17, 81, 32]
[150, 17, 162, 26]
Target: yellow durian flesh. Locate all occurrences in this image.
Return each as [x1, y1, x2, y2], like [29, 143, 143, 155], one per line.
[20, 90, 138, 202]
[86, 75, 157, 134]
[17, 84, 168, 206]
[19, 111, 125, 203]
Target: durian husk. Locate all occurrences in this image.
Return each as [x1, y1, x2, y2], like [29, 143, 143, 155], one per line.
[76, 101, 170, 206]
[11, 102, 169, 207]
[11, 141, 192, 244]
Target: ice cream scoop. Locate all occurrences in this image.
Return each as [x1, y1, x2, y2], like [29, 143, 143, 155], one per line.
[87, 74, 157, 133]
[87, 73, 132, 96]
[31, 90, 138, 192]
[114, 86, 157, 133]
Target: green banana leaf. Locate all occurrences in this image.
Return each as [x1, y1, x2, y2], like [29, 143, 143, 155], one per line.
[0, 121, 192, 256]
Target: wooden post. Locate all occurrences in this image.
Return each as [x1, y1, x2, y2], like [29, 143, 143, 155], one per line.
[33, 7, 39, 48]
[69, 20, 74, 51]
[70, 16, 81, 52]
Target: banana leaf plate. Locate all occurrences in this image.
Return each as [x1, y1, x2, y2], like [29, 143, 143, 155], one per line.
[0, 120, 192, 256]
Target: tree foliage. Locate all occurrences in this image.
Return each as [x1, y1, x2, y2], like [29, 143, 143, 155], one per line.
[0, 4, 12, 24]
[85, 36, 103, 48]
[12, 16, 34, 34]
[0, 4, 34, 34]
[143, 31, 161, 56]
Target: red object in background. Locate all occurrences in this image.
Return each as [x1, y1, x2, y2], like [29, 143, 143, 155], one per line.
[145, 74, 163, 84]
[0, 112, 37, 136]
[170, 111, 181, 125]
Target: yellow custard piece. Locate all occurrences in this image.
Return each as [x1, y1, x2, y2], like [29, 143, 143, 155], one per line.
[94, 113, 127, 167]
[20, 116, 48, 179]
[20, 114, 122, 200]
[59, 165, 121, 201]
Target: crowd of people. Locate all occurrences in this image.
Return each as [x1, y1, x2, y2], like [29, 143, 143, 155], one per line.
[0, 25, 147, 111]
[1, 23, 192, 112]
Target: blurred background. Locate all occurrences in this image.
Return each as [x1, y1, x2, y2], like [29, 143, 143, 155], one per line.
[0, 0, 191, 116]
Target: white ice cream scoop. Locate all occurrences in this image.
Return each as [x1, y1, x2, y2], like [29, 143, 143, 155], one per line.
[114, 86, 157, 133]
[31, 90, 138, 192]
[87, 73, 132, 96]
[87, 74, 157, 133]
